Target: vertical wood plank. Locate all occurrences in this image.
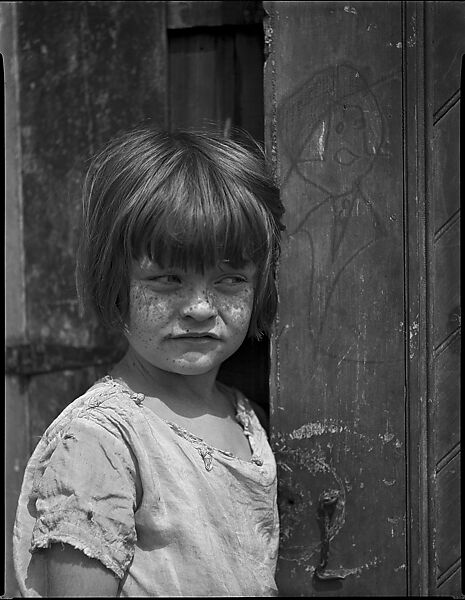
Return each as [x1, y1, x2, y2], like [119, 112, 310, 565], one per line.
[265, 2, 407, 595]
[169, 31, 228, 131]
[168, 24, 263, 140]
[433, 104, 460, 230]
[432, 0, 464, 113]
[234, 28, 265, 142]
[2, 3, 29, 595]
[428, 1, 463, 593]
[434, 334, 460, 461]
[17, 0, 168, 349]
[403, 3, 433, 593]
[435, 455, 461, 574]
[433, 222, 461, 345]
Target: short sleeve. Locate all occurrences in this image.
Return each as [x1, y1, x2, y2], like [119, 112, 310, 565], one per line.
[30, 417, 138, 579]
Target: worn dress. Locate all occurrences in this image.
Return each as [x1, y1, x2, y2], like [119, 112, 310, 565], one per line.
[13, 376, 279, 597]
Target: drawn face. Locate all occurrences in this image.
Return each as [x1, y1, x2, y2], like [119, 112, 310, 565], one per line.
[299, 100, 376, 196]
[279, 64, 384, 198]
[124, 259, 256, 377]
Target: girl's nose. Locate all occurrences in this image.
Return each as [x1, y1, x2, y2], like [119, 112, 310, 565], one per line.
[180, 289, 218, 321]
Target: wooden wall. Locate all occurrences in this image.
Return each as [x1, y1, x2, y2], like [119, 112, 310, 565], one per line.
[265, 0, 462, 596]
[428, 1, 462, 594]
[265, 2, 406, 595]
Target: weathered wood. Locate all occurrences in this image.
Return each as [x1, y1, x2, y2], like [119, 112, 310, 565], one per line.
[27, 365, 110, 453]
[169, 29, 236, 132]
[168, 24, 264, 140]
[400, 2, 433, 594]
[429, 1, 463, 595]
[431, 0, 464, 114]
[230, 28, 265, 142]
[17, 0, 168, 349]
[433, 220, 461, 346]
[433, 103, 460, 231]
[434, 333, 461, 462]
[435, 454, 461, 576]
[3, 2, 30, 595]
[436, 560, 463, 597]
[5, 341, 126, 376]
[265, 1, 406, 595]
[166, 0, 263, 29]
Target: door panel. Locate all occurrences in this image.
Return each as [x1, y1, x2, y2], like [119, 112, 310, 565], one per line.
[265, 1, 462, 596]
[264, 2, 406, 595]
[429, 1, 463, 593]
[18, 0, 167, 349]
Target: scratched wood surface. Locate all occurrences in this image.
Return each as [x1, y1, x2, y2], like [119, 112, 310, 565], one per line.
[429, 1, 463, 594]
[168, 25, 265, 141]
[265, 2, 407, 595]
[14, 0, 167, 425]
[18, 0, 167, 350]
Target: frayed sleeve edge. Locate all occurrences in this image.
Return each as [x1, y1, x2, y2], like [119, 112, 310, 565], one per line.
[31, 530, 132, 580]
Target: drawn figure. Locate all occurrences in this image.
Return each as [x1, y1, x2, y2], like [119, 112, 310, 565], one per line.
[277, 64, 402, 363]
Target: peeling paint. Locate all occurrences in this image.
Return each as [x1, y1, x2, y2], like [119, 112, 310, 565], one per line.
[343, 5, 357, 15]
[409, 317, 419, 357]
[380, 431, 395, 443]
[407, 14, 416, 47]
[289, 420, 346, 440]
[409, 320, 419, 340]
[379, 431, 402, 449]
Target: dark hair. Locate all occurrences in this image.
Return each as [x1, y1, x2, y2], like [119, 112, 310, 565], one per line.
[76, 127, 284, 339]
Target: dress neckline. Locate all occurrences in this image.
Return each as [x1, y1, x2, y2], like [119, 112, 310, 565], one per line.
[99, 375, 263, 470]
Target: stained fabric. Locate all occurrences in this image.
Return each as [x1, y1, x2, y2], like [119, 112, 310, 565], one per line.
[13, 376, 279, 597]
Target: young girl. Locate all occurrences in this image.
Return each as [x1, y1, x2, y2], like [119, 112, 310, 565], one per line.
[13, 127, 285, 597]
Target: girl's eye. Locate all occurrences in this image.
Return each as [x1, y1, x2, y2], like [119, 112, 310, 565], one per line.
[215, 275, 248, 287]
[146, 274, 182, 285]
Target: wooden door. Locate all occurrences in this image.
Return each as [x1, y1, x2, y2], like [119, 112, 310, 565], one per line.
[428, 2, 462, 594]
[264, 1, 462, 596]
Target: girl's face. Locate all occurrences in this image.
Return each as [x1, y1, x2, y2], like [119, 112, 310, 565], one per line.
[124, 258, 256, 377]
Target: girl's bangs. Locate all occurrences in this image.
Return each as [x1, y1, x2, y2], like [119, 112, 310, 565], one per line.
[132, 171, 271, 271]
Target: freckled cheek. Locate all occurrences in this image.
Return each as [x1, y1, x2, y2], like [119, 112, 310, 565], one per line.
[127, 286, 173, 335]
[219, 290, 254, 332]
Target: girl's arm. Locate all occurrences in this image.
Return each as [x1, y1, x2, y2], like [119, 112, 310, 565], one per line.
[46, 543, 120, 597]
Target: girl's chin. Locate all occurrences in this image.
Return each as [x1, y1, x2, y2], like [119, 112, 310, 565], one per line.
[163, 355, 223, 376]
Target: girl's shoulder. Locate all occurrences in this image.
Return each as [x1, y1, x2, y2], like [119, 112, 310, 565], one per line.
[39, 375, 146, 446]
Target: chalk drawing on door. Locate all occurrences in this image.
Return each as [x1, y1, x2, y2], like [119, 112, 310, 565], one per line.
[277, 63, 402, 363]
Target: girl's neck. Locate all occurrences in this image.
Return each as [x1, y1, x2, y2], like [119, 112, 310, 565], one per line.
[110, 347, 221, 409]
